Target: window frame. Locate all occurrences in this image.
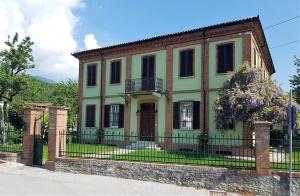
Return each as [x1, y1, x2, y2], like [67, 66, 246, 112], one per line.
[178, 48, 195, 78]
[85, 104, 96, 128]
[141, 54, 156, 79]
[179, 101, 194, 130]
[216, 42, 235, 74]
[109, 104, 120, 128]
[86, 63, 97, 87]
[110, 59, 122, 85]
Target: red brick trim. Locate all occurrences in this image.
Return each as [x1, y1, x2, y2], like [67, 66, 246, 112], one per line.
[78, 60, 84, 131]
[124, 55, 132, 140]
[100, 58, 106, 130]
[165, 46, 173, 145]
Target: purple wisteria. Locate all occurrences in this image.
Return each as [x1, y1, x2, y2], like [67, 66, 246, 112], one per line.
[215, 65, 288, 130]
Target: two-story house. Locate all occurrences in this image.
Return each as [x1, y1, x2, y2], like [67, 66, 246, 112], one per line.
[72, 16, 274, 149]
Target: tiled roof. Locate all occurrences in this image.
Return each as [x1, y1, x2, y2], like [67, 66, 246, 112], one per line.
[73, 16, 259, 55]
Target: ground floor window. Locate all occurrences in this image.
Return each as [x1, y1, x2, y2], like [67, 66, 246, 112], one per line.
[180, 101, 193, 129]
[110, 105, 119, 128]
[104, 104, 124, 128]
[86, 105, 96, 127]
[173, 101, 200, 130]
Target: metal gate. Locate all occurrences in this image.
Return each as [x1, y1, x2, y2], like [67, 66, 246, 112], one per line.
[33, 115, 43, 165]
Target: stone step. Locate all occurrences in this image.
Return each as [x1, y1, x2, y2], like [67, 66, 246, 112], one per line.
[125, 141, 161, 150]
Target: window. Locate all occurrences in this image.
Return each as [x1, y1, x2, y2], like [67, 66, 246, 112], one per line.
[86, 105, 96, 127]
[104, 104, 124, 128]
[179, 49, 194, 77]
[180, 101, 193, 129]
[87, 64, 97, 86]
[253, 49, 257, 65]
[173, 101, 200, 130]
[217, 43, 234, 73]
[110, 60, 121, 84]
[110, 105, 119, 128]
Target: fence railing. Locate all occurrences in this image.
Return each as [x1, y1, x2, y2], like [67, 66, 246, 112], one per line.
[0, 129, 23, 153]
[59, 130, 256, 169]
[125, 77, 163, 94]
[270, 136, 300, 171]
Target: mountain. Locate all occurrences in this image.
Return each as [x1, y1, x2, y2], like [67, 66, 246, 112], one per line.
[32, 75, 56, 84]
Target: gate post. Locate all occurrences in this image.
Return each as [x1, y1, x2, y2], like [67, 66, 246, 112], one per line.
[22, 106, 45, 166]
[45, 106, 68, 171]
[254, 121, 272, 176]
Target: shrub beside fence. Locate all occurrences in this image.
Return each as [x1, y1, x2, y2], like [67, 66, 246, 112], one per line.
[0, 129, 23, 153]
[59, 130, 256, 169]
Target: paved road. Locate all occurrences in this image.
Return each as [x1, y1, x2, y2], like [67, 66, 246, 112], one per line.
[0, 162, 205, 196]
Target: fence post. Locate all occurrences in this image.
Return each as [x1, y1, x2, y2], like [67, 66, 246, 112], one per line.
[254, 121, 272, 176]
[22, 106, 45, 166]
[45, 106, 68, 171]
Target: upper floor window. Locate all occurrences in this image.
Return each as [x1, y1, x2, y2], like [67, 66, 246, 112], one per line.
[110, 60, 121, 84]
[142, 55, 155, 78]
[86, 105, 96, 127]
[179, 49, 194, 77]
[217, 43, 234, 73]
[173, 101, 200, 130]
[87, 64, 97, 86]
[104, 104, 124, 128]
[253, 49, 257, 65]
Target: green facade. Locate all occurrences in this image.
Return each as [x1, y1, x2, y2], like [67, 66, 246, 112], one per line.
[80, 36, 249, 146]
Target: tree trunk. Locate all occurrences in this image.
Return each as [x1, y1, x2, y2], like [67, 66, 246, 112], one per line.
[0, 103, 7, 143]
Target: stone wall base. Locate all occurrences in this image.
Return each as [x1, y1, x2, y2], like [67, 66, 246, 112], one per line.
[0, 152, 22, 162]
[54, 157, 300, 196]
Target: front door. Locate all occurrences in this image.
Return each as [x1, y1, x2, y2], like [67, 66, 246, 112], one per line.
[140, 103, 155, 141]
[142, 55, 155, 91]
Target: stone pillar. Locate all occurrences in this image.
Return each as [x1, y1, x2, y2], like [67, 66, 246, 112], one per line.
[22, 107, 45, 166]
[254, 121, 271, 176]
[45, 106, 68, 171]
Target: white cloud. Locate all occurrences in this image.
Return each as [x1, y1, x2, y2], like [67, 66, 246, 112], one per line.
[84, 34, 100, 49]
[0, 0, 85, 81]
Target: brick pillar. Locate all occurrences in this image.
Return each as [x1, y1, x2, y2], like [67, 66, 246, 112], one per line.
[254, 121, 271, 176]
[45, 106, 68, 171]
[22, 107, 45, 166]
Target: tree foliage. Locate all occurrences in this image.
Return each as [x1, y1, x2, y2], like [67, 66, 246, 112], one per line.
[215, 65, 288, 130]
[0, 33, 34, 103]
[290, 57, 300, 104]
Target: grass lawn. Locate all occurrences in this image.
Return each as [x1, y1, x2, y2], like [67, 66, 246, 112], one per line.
[270, 149, 300, 170]
[42, 144, 117, 162]
[111, 149, 256, 168]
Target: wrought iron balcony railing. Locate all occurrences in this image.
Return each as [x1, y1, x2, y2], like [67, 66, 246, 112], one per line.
[125, 77, 163, 94]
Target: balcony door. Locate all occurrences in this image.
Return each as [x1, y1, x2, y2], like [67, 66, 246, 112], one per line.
[142, 55, 155, 91]
[140, 103, 155, 141]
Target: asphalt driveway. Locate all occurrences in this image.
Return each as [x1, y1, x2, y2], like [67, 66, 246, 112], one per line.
[0, 162, 204, 196]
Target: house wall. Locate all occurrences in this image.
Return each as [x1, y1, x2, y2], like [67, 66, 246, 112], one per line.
[172, 44, 202, 91]
[77, 24, 273, 148]
[207, 37, 244, 145]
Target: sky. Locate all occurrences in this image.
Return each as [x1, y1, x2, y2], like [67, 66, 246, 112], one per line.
[0, 0, 299, 92]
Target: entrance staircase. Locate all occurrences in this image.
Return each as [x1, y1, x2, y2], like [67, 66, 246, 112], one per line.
[125, 141, 161, 150]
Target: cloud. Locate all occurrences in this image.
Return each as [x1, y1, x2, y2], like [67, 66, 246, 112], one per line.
[84, 34, 100, 49]
[0, 0, 85, 81]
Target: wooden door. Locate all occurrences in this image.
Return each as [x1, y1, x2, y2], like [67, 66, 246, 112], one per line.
[140, 103, 155, 141]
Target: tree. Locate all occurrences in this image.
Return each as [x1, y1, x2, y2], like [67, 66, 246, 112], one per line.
[215, 65, 288, 130]
[0, 32, 34, 140]
[52, 79, 78, 129]
[290, 57, 300, 104]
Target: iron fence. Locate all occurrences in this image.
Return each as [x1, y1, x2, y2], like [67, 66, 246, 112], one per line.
[59, 130, 256, 169]
[0, 129, 23, 153]
[270, 135, 300, 171]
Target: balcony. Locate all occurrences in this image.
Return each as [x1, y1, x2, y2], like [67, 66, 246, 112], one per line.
[125, 77, 163, 95]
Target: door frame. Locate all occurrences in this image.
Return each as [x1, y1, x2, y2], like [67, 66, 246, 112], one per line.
[136, 99, 158, 142]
